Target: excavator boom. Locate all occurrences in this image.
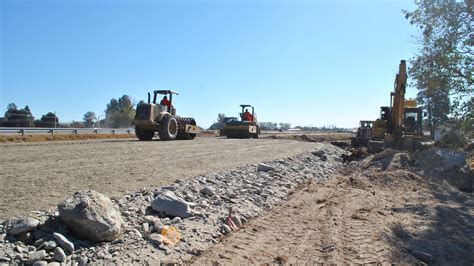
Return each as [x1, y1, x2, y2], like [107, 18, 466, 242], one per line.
[391, 60, 407, 139]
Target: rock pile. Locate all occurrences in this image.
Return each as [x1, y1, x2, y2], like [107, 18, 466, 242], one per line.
[0, 144, 344, 264]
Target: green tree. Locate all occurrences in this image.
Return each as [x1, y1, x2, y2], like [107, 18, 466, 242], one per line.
[36, 112, 59, 128]
[83, 111, 97, 128]
[3, 104, 34, 127]
[279, 123, 291, 130]
[105, 95, 135, 128]
[7, 103, 17, 112]
[404, 0, 473, 128]
[260, 122, 278, 130]
[410, 53, 451, 135]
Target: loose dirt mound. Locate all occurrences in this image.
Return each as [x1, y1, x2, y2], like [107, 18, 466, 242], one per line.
[192, 155, 473, 265]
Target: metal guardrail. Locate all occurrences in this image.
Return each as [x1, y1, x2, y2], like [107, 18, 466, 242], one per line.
[0, 127, 134, 136]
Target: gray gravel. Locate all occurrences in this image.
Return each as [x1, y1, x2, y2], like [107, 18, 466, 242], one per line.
[0, 143, 344, 264]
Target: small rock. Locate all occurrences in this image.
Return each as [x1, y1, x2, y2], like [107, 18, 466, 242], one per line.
[134, 230, 143, 239]
[48, 262, 61, 266]
[141, 223, 150, 234]
[257, 163, 274, 172]
[43, 240, 57, 250]
[221, 224, 232, 235]
[33, 230, 49, 240]
[8, 217, 40, 235]
[155, 223, 166, 233]
[34, 238, 47, 248]
[312, 149, 325, 157]
[14, 245, 27, 253]
[412, 251, 433, 263]
[151, 190, 192, 218]
[27, 250, 47, 264]
[32, 261, 48, 266]
[200, 186, 216, 196]
[149, 233, 164, 245]
[53, 247, 67, 262]
[52, 233, 74, 254]
[320, 154, 328, 161]
[171, 217, 181, 224]
[75, 256, 88, 266]
[16, 231, 34, 244]
[231, 215, 242, 228]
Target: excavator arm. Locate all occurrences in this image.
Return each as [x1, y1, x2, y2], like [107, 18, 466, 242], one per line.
[391, 60, 407, 139]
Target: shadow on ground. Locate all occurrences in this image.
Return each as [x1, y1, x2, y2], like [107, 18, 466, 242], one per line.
[387, 176, 473, 265]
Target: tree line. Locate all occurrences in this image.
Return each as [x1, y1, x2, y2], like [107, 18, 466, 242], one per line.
[404, 0, 473, 137]
[1, 95, 136, 128]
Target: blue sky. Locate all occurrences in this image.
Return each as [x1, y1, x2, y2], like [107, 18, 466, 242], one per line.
[1, 0, 419, 128]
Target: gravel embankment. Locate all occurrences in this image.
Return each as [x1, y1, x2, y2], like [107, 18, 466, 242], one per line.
[0, 143, 344, 265]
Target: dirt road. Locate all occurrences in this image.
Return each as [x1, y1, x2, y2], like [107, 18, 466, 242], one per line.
[0, 138, 321, 219]
[193, 166, 473, 265]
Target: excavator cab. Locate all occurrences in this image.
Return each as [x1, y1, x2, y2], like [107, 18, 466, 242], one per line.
[404, 107, 423, 135]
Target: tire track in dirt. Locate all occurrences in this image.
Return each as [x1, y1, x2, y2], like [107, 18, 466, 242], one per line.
[191, 173, 394, 264]
[192, 161, 473, 265]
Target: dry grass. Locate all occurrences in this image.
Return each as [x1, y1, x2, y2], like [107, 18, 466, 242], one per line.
[0, 134, 134, 143]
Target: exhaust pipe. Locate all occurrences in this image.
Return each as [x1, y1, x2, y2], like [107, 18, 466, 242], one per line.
[147, 93, 151, 103]
[153, 92, 157, 104]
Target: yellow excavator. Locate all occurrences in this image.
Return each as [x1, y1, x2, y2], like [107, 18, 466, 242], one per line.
[366, 60, 426, 153]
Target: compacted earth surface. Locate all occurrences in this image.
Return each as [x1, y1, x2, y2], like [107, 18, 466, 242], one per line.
[0, 137, 321, 219]
[0, 137, 472, 265]
[193, 152, 473, 265]
[0, 142, 344, 265]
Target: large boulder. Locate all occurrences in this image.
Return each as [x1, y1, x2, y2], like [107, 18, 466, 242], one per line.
[151, 190, 191, 218]
[58, 190, 124, 242]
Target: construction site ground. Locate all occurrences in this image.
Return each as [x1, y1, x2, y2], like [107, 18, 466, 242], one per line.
[193, 157, 473, 265]
[0, 134, 472, 264]
[0, 137, 323, 219]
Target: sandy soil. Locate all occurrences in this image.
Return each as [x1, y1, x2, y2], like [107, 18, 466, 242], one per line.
[0, 137, 321, 219]
[193, 166, 473, 265]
